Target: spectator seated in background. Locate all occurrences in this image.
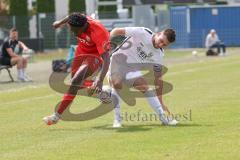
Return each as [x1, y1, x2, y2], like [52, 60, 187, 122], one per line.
[205, 29, 226, 56]
[0, 28, 33, 82]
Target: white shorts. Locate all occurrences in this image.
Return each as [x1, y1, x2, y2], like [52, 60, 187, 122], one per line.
[108, 53, 143, 86]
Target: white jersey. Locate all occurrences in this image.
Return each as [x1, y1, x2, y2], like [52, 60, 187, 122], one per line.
[205, 33, 220, 48]
[112, 27, 164, 68]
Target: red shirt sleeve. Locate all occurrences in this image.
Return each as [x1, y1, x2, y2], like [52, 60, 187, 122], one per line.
[92, 29, 110, 55]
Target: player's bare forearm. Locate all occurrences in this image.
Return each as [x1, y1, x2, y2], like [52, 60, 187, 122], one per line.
[6, 48, 18, 58]
[110, 28, 125, 39]
[19, 41, 29, 50]
[89, 52, 110, 94]
[154, 71, 171, 114]
[98, 52, 110, 82]
[52, 16, 69, 29]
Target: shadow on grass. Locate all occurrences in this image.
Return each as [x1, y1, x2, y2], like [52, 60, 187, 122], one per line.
[49, 128, 85, 132]
[93, 124, 152, 132]
[171, 123, 214, 127]
[0, 80, 34, 84]
[92, 123, 212, 133]
[0, 81, 15, 84]
[46, 123, 213, 132]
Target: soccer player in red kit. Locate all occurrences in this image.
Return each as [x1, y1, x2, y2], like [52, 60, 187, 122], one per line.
[43, 13, 110, 125]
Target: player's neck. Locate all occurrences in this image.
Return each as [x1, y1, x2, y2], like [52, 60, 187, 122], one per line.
[76, 23, 89, 36]
[9, 37, 17, 41]
[82, 23, 89, 32]
[152, 34, 157, 49]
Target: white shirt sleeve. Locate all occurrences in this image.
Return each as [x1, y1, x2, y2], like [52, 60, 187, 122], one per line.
[205, 34, 210, 48]
[215, 34, 220, 42]
[125, 27, 144, 37]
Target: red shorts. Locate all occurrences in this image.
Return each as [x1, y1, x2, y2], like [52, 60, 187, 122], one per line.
[71, 54, 103, 76]
[71, 54, 103, 88]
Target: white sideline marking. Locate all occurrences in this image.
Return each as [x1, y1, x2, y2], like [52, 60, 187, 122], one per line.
[1, 84, 48, 93]
[166, 60, 240, 76]
[0, 94, 55, 106]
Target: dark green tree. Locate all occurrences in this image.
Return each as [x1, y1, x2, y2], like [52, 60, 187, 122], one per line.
[36, 0, 55, 49]
[69, 0, 85, 13]
[98, 0, 117, 18]
[9, 0, 29, 38]
[36, 0, 55, 13]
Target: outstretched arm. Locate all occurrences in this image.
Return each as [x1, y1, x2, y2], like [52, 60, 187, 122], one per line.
[110, 28, 126, 39]
[154, 67, 171, 114]
[89, 52, 110, 94]
[98, 52, 110, 82]
[52, 16, 69, 29]
[205, 35, 209, 48]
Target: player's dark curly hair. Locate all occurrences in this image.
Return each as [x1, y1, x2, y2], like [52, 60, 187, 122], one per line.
[163, 28, 176, 43]
[68, 12, 87, 27]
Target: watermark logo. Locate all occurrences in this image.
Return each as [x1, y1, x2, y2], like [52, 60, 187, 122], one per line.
[49, 36, 176, 121]
[120, 110, 192, 122]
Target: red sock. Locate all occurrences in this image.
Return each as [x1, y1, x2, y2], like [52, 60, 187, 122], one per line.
[57, 94, 76, 115]
[57, 80, 93, 115]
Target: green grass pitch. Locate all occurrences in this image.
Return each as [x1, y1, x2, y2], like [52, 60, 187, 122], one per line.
[0, 49, 239, 160]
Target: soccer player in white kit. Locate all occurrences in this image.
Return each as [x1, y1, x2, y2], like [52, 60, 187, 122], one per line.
[109, 27, 178, 127]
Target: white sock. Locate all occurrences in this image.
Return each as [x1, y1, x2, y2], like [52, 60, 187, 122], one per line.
[54, 112, 61, 119]
[144, 90, 168, 124]
[112, 88, 122, 122]
[23, 68, 26, 77]
[17, 69, 24, 79]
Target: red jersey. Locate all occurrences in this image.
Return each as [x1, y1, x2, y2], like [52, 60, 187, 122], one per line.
[76, 17, 110, 57]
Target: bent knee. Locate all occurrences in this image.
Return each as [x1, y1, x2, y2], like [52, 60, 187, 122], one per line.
[134, 80, 149, 93]
[11, 57, 23, 64]
[17, 57, 24, 62]
[23, 58, 28, 62]
[133, 78, 149, 93]
[134, 85, 149, 93]
[111, 80, 122, 90]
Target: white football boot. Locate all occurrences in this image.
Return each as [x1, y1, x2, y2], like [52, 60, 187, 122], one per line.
[43, 113, 60, 125]
[112, 120, 122, 128]
[167, 119, 179, 126]
[160, 114, 179, 126]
